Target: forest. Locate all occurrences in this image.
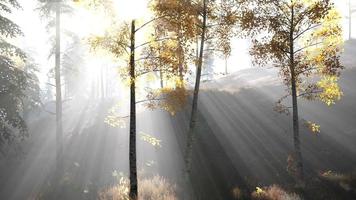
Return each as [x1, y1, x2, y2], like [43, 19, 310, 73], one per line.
[0, 0, 356, 199]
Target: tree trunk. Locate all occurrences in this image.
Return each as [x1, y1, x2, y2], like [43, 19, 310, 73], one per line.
[55, 1, 63, 182]
[185, 0, 207, 172]
[225, 57, 228, 75]
[157, 35, 164, 89]
[105, 65, 109, 98]
[101, 66, 104, 99]
[178, 54, 184, 82]
[159, 69, 164, 88]
[129, 20, 138, 200]
[178, 36, 184, 83]
[349, 0, 352, 39]
[290, 5, 304, 186]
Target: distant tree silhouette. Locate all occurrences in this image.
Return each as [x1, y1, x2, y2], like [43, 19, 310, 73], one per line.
[347, 0, 356, 39]
[37, 0, 73, 183]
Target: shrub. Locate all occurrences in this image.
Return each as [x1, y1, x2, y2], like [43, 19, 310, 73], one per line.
[98, 175, 177, 200]
[251, 185, 301, 200]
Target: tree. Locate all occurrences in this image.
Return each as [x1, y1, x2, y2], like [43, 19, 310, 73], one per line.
[152, 0, 200, 84]
[37, 0, 72, 182]
[0, 0, 40, 153]
[180, 0, 239, 172]
[88, 1, 188, 198]
[239, 0, 344, 185]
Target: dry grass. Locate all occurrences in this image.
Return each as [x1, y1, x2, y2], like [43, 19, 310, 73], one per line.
[251, 185, 301, 200]
[320, 170, 356, 192]
[232, 186, 243, 199]
[98, 175, 177, 200]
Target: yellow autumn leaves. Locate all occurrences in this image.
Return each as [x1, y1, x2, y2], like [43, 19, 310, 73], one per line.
[140, 132, 162, 148]
[317, 76, 343, 106]
[299, 4, 344, 108]
[306, 121, 321, 134]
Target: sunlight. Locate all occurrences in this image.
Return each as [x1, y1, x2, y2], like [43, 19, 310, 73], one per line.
[113, 0, 150, 20]
[1, 1, 356, 200]
[65, 7, 109, 37]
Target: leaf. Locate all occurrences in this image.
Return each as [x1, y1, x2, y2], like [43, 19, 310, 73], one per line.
[139, 132, 162, 148]
[256, 187, 264, 194]
[305, 121, 321, 134]
[317, 76, 343, 106]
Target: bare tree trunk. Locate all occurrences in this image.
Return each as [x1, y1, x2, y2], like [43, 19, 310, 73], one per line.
[178, 35, 184, 83]
[290, 5, 304, 186]
[96, 73, 100, 98]
[55, 1, 63, 182]
[157, 35, 164, 89]
[101, 66, 104, 99]
[225, 56, 228, 75]
[350, 0, 352, 39]
[105, 65, 109, 98]
[159, 69, 164, 88]
[185, 0, 207, 172]
[178, 54, 184, 82]
[129, 20, 138, 200]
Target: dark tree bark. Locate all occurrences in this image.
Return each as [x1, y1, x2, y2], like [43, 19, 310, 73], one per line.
[129, 20, 138, 200]
[55, 1, 63, 181]
[185, 0, 207, 172]
[290, 5, 304, 185]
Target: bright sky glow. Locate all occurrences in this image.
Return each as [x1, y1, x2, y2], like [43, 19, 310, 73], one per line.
[11, 0, 356, 84]
[113, 0, 150, 20]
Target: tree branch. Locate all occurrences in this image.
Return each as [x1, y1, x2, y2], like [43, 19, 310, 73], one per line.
[294, 23, 321, 41]
[136, 98, 164, 105]
[297, 90, 322, 98]
[134, 15, 169, 33]
[294, 42, 323, 54]
[135, 37, 176, 50]
[136, 69, 160, 77]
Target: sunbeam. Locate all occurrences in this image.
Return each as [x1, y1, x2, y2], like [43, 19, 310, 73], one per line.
[1, 0, 356, 200]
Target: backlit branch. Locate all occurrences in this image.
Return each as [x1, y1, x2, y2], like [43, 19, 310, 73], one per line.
[135, 37, 176, 50]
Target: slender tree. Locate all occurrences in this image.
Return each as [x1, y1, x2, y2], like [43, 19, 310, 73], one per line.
[37, 0, 72, 181]
[349, 0, 352, 39]
[348, 0, 356, 39]
[239, 0, 344, 185]
[89, 2, 189, 198]
[54, 0, 63, 180]
[182, 0, 239, 172]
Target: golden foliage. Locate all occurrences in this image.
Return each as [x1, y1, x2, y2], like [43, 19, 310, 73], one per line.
[240, 0, 344, 135]
[104, 103, 126, 128]
[305, 121, 321, 134]
[317, 76, 343, 106]
[146, 82, 188, 115]
[88, 24, 129, 58]
[139, 132, 162, 148]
